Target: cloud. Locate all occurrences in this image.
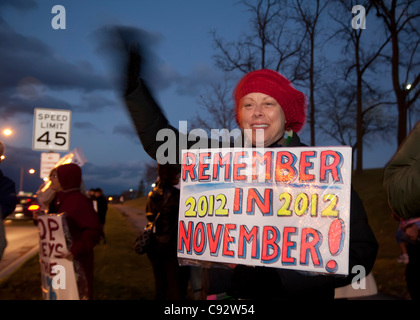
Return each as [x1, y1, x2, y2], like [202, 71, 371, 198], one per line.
[0, 18, 111, 93]
[0, 89, 72, 119]
[0, 0, 38, 11]
[112, 123, 138, 142]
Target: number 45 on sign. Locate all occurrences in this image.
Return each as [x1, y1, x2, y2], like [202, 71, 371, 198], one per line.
[33, 108, 72, 152]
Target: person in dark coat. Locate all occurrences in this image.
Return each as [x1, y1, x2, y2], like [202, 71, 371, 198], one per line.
[113, 30, 378, 299]
[145, 163, 190, 300]
[49, 163, 102, 299]
[0, 141, 17, 260]
[384, 121, 420, 300]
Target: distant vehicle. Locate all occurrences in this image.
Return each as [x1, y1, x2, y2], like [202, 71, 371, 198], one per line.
[5, 195, 43, 221]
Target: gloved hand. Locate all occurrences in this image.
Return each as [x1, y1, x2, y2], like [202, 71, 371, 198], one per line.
[94, 25, 152, 96]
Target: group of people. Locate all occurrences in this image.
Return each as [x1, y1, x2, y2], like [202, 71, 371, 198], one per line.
[0, 26, 418, 300]
[0, 143, 107, 299]
[122, 35, 380, 300]
[86, 187, 109, 242]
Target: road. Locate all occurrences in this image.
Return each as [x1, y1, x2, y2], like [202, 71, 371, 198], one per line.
[0, 220, 39, 281]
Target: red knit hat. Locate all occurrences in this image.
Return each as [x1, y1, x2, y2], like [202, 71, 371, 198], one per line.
[234, 69, 307, 132]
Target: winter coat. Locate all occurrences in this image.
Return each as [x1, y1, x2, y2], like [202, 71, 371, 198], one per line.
[125, 80, 378, 299]
[52, 163, 102, 299]
[0, 169, 16, 219]
[145, 183, 180, 257]
[383, 121, 420, 220]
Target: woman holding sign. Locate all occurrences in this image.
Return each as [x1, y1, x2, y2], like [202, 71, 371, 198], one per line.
[115, 29, 378, 300]
[49, 163, 103, 300]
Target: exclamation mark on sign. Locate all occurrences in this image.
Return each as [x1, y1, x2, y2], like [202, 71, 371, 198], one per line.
[325, 218, 345, 273]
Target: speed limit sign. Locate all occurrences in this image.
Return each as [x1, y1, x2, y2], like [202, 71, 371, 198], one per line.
[33, 108, 72, 151]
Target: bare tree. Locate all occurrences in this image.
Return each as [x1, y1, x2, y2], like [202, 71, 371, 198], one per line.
[372, 0, 420, 145]
[317, 70, 395, 171]
[211, 0, 309, 81]
[292, 0, 331, 146]
[330, 0, 391, 174]
[191, 75, 237, 132]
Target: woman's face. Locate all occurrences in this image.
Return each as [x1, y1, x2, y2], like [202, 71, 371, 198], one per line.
[239, 92, 286, 147]
[49, 169, 62, 192]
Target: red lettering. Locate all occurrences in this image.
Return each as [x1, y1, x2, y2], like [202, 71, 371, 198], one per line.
[282, 227, 297, 265]
[252, 151, 273, 181]
[41, 242, 48, 257]
[223, 224, 236, 257]
[198, 152, 211, 181]
[246, 188, 273, 216]
[193, 222, 206, 254]
[182, 152, 197, 181]
[47, 218, 59, 241]
[299, 151, 316, 182]
[233, 151, 247, 181]
[233, 188, 243, 214]
[300, 228, 322, 267]
[178, 221, 193, 253]
[207, 224, 223, 256]
[275, 151, 297, 183]
[54, 243, 65, 258]
[238, 225, 259, 259]
[213, 152, 231, 180]
[320, 151, 343, 183]
[261, 226, 280, 263]
[38, 218, 46, 240]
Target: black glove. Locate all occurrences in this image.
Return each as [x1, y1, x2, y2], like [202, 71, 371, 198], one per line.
[95, 25, 151, 96]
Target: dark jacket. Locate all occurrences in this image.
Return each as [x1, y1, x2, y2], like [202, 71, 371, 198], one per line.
[52, 163, 102, 299]
[383, 121, 420, 220]
[0, 169, 16, 219]
[146, 183, 180, 257]
[125, 80, 378, 299]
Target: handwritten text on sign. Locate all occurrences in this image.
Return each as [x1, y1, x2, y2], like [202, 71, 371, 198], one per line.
[37, 214, 79, 300]
[177, 147, 352, 275]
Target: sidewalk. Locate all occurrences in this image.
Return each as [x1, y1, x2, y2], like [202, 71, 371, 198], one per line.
[112, 204, 147, 232]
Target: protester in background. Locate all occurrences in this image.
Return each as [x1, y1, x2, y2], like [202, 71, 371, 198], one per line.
[145, 163, 190, 300]
[94, 188, 108, 243]
[384, 121, 420, 300]
[49, 163, 103, 300]
[0, 141, 17, 260]
[114, 30, 378, 299]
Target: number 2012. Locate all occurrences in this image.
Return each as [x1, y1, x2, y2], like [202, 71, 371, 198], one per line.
[278, 192, 339, 217]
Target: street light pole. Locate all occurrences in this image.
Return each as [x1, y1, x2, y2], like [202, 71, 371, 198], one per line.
[19, 166, 23, 193]
[19, 166, 35, 194]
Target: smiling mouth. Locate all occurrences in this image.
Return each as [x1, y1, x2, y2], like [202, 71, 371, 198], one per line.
[252, 124, 269, 129]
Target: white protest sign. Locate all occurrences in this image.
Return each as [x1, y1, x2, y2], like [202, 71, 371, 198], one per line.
[55, 147, 87, 168]
[37, 214, 80, 300]
[40, 152, 61, 179]
[33, 108, 71, 151]
[178, 146, 352, 275]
